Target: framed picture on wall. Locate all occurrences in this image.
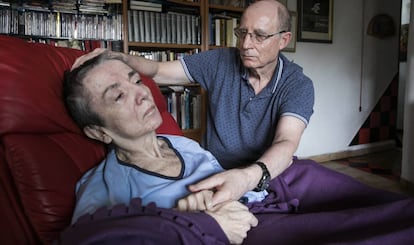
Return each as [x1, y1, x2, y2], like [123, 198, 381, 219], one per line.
[278, 0, 288, 5]
[297, 0, 334, 43]
[283, 12, 297, 52]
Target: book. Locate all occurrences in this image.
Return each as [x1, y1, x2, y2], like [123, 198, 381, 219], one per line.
[130, 0, 162, 12]
[130, 5, 162, 12]
[226, 18, 238, 47]
[130, 0, 162, 8]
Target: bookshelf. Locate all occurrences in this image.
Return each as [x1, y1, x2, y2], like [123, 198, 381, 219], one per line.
[121, 0, 247, 142]
[0, 0, 123, 50]
[159, 83, 207, 143]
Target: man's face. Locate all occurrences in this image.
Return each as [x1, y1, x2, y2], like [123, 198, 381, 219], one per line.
[84, 59, 162, 142]
[238, 2, 289, 70]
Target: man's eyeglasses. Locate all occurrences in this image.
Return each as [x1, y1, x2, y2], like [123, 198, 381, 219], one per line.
[234, 28, 287, 43]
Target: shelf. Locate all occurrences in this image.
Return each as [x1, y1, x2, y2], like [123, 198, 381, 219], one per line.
[208, 4, 244, 12]
[167, 0, 201, 8]
[183, 128, 203, 143]
[128, 42, 201, 50]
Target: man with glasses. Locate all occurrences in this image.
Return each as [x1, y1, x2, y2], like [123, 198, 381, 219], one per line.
[73, 0, 312, 209]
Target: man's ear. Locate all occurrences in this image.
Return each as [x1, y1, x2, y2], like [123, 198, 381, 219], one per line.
[83, 125, 113, 144]
[279, 32, 292, 50]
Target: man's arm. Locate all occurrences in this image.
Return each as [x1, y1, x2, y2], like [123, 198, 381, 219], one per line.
[122, 52, 190, 85]
[189, 116, 306, 206]
[71, 48, 191, 85]
[256, 115, 306, 181]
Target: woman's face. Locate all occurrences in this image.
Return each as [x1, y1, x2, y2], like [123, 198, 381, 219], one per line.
[84, 59, 162, 142]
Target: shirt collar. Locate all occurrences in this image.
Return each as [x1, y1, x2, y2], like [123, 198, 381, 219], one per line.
[241, 56, 284, 95]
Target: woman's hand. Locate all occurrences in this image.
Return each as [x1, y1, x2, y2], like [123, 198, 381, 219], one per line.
[176, 190, 214, 211]
[205, 201, 258, 244]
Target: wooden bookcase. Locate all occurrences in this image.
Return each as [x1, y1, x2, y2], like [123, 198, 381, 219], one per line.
[121, 0, 246, 142]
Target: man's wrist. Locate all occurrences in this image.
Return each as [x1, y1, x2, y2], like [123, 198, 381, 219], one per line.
[251, 161, 271, 192]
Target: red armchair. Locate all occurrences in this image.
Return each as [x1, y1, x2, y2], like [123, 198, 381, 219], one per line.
[0, 35, 182, 244]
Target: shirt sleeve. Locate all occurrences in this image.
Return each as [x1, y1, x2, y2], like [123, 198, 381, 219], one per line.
[280, 71, 315, 125]
[181, 48, 234, 90]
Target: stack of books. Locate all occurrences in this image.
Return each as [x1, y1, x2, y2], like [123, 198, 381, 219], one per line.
[160, 86, 202, 130]
[130, 0, 162, 12]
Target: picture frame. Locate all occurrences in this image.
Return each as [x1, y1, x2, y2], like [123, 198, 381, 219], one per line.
[297, 0, 334, 43]
[277, 0, 288, 6]
[283, 12, 297, 52]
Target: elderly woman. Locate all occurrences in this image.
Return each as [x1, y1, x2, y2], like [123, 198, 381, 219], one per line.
[63, 51, 260, 244]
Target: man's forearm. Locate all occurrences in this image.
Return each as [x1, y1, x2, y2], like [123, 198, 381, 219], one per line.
[122, 53, 190, 85]
[258, 140, 297, 180]
[122, 53, 159, 78]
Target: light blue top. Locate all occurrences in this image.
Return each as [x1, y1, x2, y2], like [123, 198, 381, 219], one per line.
[72, 135, 267, 224]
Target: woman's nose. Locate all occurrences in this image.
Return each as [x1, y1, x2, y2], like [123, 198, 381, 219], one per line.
[132, 85, 149, 104]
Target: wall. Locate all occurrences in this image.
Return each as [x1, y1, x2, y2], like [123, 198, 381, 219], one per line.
[401, 0, 414, 184]
[282, 0, 401, 158]
[398, 0, 411, 130]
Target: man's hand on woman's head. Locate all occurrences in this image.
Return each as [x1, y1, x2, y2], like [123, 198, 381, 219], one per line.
[71, 48, 108, 71]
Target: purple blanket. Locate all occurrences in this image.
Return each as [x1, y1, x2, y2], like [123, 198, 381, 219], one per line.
[58, 159, 414, 244]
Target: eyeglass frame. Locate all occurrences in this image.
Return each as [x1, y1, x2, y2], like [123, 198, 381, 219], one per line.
[234, 28, 288, 43]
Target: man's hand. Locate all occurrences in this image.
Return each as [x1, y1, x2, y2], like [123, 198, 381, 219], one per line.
[71, 48, 109, 71]
[188, 166, 262, 207]
[205, 201, 258, 244]
[176, 190, 214, 211]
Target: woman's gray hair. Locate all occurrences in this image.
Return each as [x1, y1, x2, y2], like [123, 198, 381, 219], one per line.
[63, 51, 124, 129]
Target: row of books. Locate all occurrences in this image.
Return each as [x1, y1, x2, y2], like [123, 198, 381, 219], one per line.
[127, 10, 201, 44]
[209, 0, 253, 8]
[130, 0, 162, 12]
[26, 37, 123, 51]
[0, 0, 121, 14]
[129, 49, 199, 61]
[209, 13, 238, 47]
[0, 6, 122, 40]
[161, 86, 202, 130]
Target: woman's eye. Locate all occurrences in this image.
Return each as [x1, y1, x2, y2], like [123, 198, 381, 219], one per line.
[115, 93, 124, 102]
[135, 79, 142, 85]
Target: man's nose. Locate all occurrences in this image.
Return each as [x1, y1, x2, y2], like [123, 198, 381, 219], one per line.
[241, 33, 254, 48]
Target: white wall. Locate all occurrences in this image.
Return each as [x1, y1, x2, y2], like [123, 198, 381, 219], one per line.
[398, 0, 411, 129]
[401, 0, 414, 183]
[282, 0, 401, 158]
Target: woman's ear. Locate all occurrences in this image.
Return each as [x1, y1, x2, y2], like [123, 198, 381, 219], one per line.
[83, 125, 113, 144]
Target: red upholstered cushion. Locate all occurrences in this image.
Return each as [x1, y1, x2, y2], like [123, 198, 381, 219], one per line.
[0, 35, 182, 243]
[3, 133, 105, 243]
[0, 35, 182, 136]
